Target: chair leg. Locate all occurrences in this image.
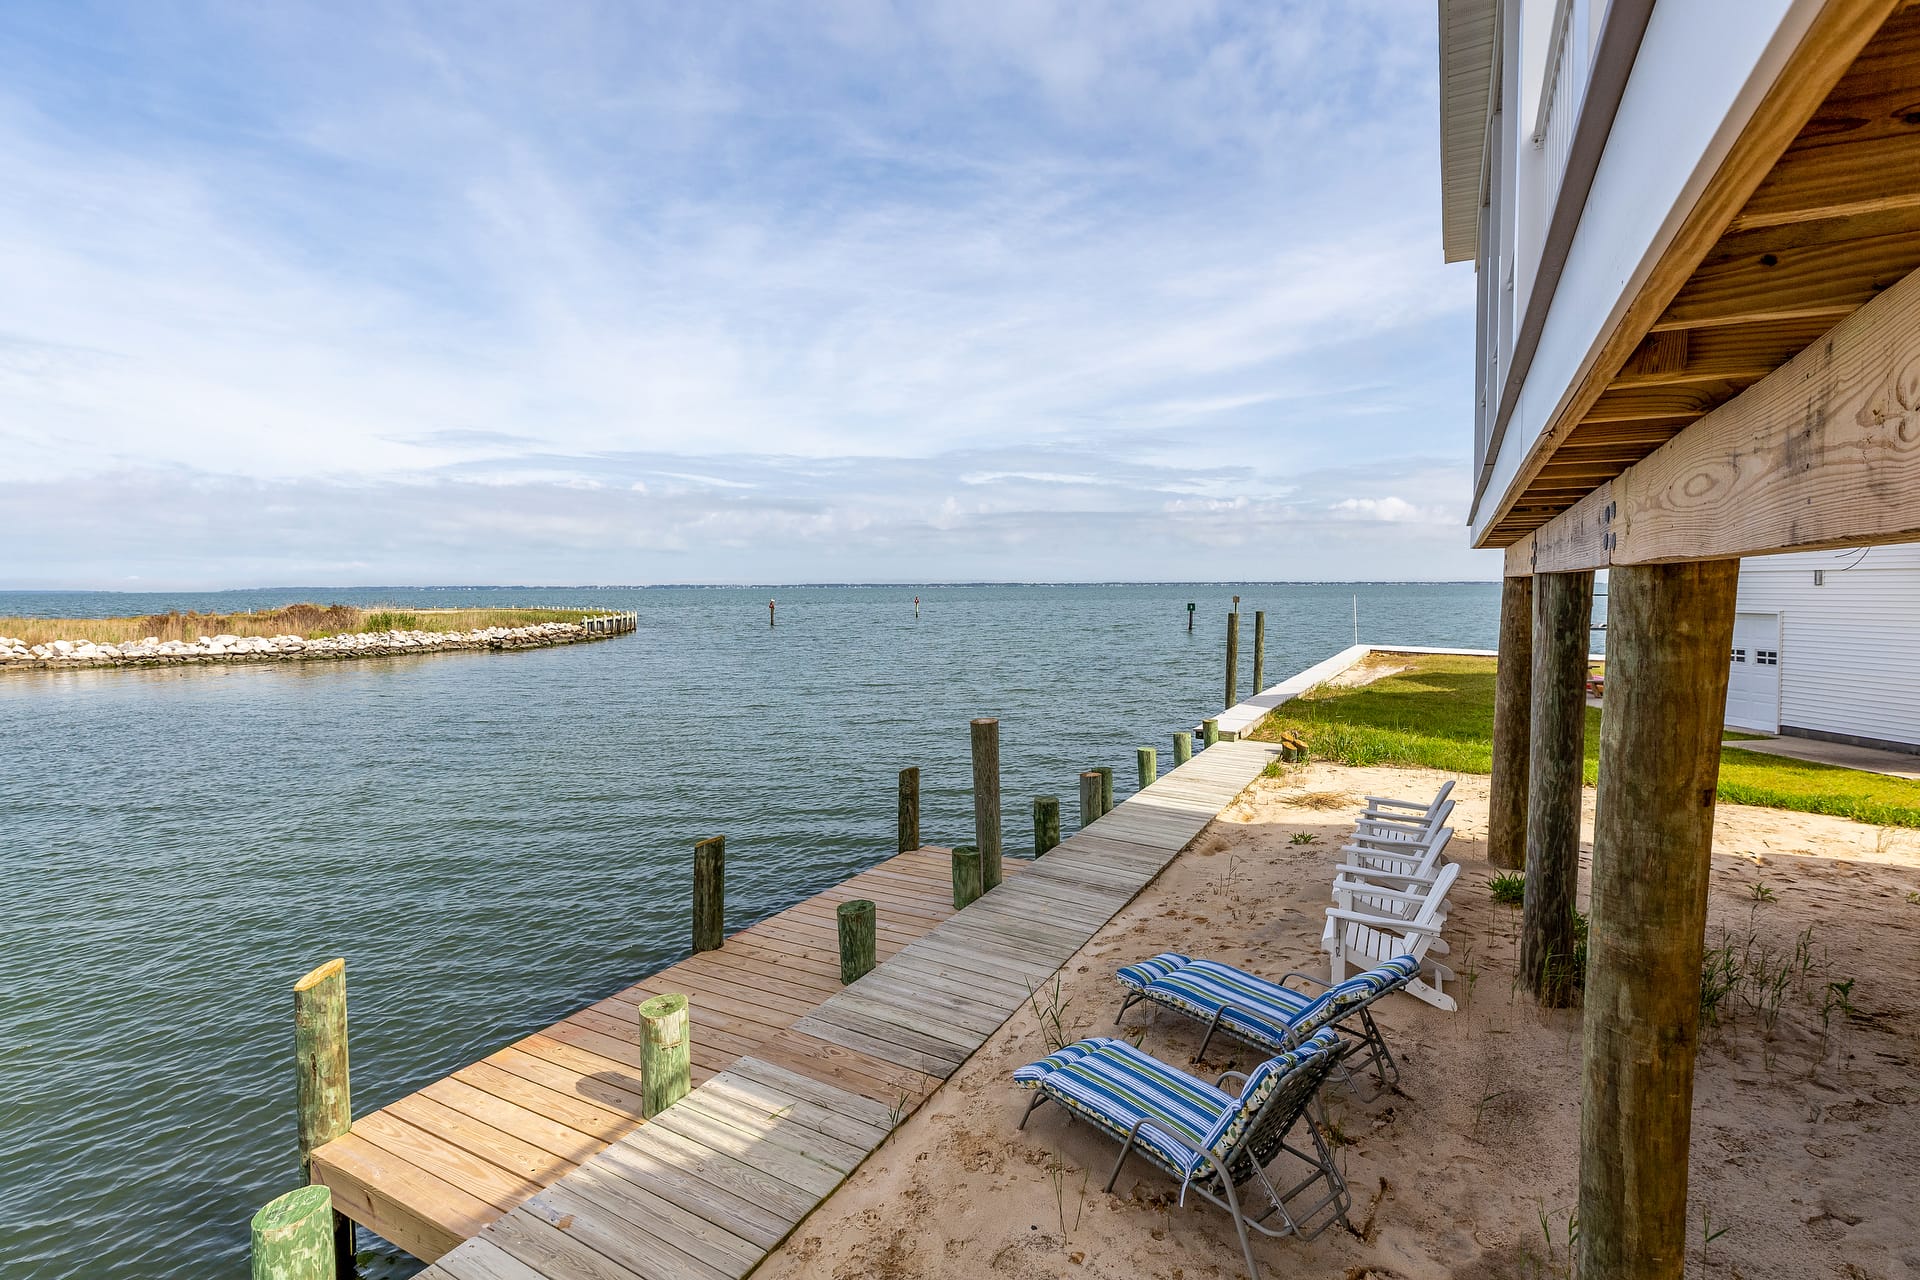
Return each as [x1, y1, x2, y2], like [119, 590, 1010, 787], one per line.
[1211, 1156, 1263, 1280]
[1114, 991, 1141, 1025]
[1104, 1134, 1136, 1193]
[1018, 1092, 1047, 1130]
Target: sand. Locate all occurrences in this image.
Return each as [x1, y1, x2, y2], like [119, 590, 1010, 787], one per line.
[754, 765, 1920, 1280]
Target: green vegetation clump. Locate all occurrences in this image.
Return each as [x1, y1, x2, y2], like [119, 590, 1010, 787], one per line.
[1254, 653, 1920, 829]
[1487, 871, 1526, 905]
[362, 611, 421, 632]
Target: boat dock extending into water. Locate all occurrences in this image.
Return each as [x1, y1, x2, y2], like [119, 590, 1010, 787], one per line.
[309, 740, 1283, 1280]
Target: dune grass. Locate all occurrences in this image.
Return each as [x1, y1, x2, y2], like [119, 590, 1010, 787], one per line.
[1253, 653, 1920, 829]
[0, 605, 589, 646]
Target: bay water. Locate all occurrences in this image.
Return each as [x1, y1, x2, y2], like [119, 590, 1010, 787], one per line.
[0, 582, 1497, 1278]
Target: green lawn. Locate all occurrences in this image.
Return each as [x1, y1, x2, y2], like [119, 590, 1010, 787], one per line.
[1252, 653, 1920, 829]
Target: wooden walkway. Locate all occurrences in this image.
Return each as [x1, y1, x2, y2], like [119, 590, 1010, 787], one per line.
[364, 741, 1279, 1280]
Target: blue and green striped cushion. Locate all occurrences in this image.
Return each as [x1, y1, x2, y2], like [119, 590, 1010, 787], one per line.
[1122, 954, 1421, 1054]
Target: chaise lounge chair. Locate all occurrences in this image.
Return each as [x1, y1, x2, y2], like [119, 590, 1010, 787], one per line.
[1014, 1030, 1351, 1280]
[1113, 953, 1417, 1096]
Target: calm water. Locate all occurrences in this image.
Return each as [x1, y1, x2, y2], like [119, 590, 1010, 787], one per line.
[0, 582, 1497, 1279]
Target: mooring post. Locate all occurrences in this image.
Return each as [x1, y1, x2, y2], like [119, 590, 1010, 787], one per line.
[1521, 570, 1594, 1007]
[837, 899, 876, 984]
[1225, 611, 1239, 709]
[951, 845, 983, 909]
[1173, 731, 1192, 766]
[970, 717, 1002, 891]
[1489, 575, 1535, 872]
[692, 836, 725, 953]
[1186, 601, 1195, 632]
[897, 766, 920, 853]
[293, 959, 354, 1275]
[1078, 771, 1102, 830]
[251, 1184, 337, 1280]
[1578, 560, 1738, 1280]
[1252, 610, 1266, 694]
[637, 993, 691, 1118]
[1094, 766, 1113, 816]
[768, 598, 775, 627]
[1032, 795, 1060, 855]
[1136, 747, 1156, 791]
[1202, 717, 1219, 748]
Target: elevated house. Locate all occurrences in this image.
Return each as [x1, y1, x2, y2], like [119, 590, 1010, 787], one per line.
[1439, 1, 1920, 1275]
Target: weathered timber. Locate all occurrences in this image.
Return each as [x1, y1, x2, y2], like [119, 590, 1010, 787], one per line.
[1225, 612, 1239, 709]
[1252, 610, 1266, 693]
[1172, 731, 1192, 767]
[897, 767, 920, 855]
[971, 718, 1002, 891]
[1521, 570, 1594, 1006]
[1136, 747, 1156, 791]
[1095, 766, 1113, 817]
[293, 958, 355, 1272]
[636, 993, 691, 1119]
[1032, 796, 1060, 856]
[836, 900, 876, 985]
[1202, 718, 1219, 748]
[693, 837, 725, 953]
[950, 846, 982, 910]
[1578, 560, 1738, 1280]
[1489, 576, 1535, 871]
[1078, 772, 1102, 831]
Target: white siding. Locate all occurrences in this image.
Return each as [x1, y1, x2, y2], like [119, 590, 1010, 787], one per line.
[1735, 548, 1920, 749]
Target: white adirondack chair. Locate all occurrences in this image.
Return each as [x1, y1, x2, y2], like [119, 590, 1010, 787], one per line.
[1332, 828, 1456, 910]
[1358, 781, 1454, 830]
[1352, 797, 1455, 847]
[1323, 862, 1459, 1011]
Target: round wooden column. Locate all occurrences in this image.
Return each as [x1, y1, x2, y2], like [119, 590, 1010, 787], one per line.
[1488, 575, 1534, 871]
[1579, 559, 1737, 1280]
[1521, 570, 1593, 1006]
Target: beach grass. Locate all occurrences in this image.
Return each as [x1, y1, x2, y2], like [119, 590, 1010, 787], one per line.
[1253, 653, 1920, 829]
[0, 604, 590, 646]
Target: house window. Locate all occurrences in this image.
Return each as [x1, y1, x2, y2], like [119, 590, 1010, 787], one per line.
[1756, 650, 1778, 666]
[1731, 648, 1746, 663]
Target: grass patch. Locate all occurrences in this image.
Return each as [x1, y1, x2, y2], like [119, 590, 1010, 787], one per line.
[0, 605, 590, 646]
[1254, 653, 1920, 829]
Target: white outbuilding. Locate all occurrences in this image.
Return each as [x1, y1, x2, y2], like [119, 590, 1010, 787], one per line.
[1724, 546, 1920, 752]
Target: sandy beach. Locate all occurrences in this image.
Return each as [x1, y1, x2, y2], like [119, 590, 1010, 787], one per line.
[755, 764, 1920, 1279]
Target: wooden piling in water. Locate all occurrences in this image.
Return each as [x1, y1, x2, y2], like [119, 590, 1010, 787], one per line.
[293, 958, 354, 1275]
[1095, 766, 1113, 816]
[1225, 612, 1239, 708]
[951, 845, 982, 909]
[1136, 747, 1156, 791]
[1173, 731, 1192, 766]
[837, 899, 876, 984]
[251, 1184, 338, 1280]
[693, 836, 725, 953]
[1032, 795, 1060, 856]
[1252, 610, 1266, 693]
[1078, 771, 1102, 830]
[970, 718, 1002, 891]
[637, 993, 691, 1118]
[1202, 718, 1219, 747]
[897, 767, 920, 854]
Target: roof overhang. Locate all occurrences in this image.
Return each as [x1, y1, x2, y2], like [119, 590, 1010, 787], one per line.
[1439, 0, 1499, 264]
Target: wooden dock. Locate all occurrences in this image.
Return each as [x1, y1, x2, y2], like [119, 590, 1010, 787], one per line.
[326, 740, 1280, 1280]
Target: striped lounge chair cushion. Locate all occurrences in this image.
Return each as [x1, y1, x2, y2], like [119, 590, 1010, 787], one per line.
[1128, 955, 1422, 1054]
[1013, 1033, 1340, 1184]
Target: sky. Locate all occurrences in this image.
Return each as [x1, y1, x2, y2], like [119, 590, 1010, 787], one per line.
[0, 1, 1495, 588]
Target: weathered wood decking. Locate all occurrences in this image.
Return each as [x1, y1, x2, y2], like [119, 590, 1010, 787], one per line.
[337, 741, 1279, 1280]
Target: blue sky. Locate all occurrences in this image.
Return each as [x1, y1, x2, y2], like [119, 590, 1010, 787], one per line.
[0, 1, 1493, 587]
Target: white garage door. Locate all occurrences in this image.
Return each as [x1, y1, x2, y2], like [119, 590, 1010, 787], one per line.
[1726, 612, 1781, 732]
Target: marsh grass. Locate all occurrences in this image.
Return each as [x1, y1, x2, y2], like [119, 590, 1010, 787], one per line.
[1253, 654, 1920, 828]
[0, 604, 587, 646]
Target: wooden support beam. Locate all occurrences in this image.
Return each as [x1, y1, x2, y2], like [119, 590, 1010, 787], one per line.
[1652, 227, 1918, 331]
[1506, 257, 1920, 575]
[1487, 577, 1533, 872]
[1520, 571, 1593, 1007]
[1579, 559, 1738, 1280]
[1474, 0, 1896, 547]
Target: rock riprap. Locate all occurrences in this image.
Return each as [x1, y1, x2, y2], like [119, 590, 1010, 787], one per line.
[0, 622, 600, 669]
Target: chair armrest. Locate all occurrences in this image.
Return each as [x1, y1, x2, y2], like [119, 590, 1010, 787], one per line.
[1215, 1069, 1251, 1092]
[1363, 795, 1427, 810]
[1281, 970, 1330, 990]
[1331, 878, 1433, 903]
[1332, 864, 1436, 886]
[1325, 907, 1444, 936]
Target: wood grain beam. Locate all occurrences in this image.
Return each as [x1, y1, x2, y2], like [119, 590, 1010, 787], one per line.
[1505, 261, 1920, 576]
[1476, 0, 1898, 548]
[1652, 227, 1920, 330]
[1610, 317, 1837, 387]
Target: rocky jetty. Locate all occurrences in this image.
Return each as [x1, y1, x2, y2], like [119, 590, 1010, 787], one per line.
[0, 622, 599, 670]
